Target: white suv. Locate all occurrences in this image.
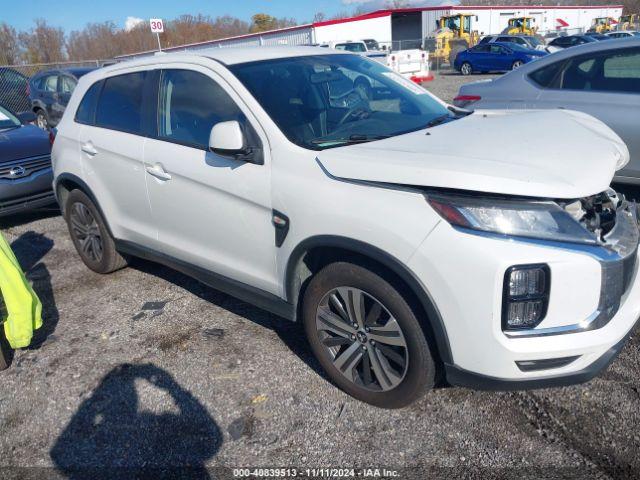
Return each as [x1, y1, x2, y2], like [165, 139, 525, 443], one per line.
[52, 47, 640, 408]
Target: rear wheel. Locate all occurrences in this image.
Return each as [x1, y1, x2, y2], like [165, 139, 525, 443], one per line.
[65, 190, 128, 274]
[512, 60, 524, 70]
[303, 262, 436, 408]
[460, 62, 473, 76]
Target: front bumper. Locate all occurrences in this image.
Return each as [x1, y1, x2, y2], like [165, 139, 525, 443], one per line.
[0, 165, 56, 217]
[409, 200, 640, 389]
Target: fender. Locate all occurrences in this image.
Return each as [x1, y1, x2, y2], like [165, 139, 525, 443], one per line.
[54, 173, 115, 238]
[285, 235, 453, 364]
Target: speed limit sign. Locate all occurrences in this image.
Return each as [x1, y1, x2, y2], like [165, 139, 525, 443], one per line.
[150, 19, 164, 33]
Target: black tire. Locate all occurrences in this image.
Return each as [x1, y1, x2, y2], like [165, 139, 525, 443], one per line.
[303, 262, 436, 408]
[35, 109, 49, 130]
[460, 62, 473, 76]
[0, 328, 11, 371]
[65, 189, 128, 274]
[512, 60, 524, 70]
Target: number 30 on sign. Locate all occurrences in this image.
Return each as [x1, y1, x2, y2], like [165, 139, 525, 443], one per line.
[150, 19, 164, 33]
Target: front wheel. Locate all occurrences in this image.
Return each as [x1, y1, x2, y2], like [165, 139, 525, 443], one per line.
[460, 62, 472, 76]
[303, 262, 436, 408]
[512, 60, 524, 70]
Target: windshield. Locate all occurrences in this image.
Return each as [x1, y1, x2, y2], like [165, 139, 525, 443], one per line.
[335, 43, 367, 52]
[230, 54, 451, 150]
[0, 105, 20, 129]
[525, 36, 544, 47]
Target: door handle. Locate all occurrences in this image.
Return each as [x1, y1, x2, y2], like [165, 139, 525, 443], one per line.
[145, 164, 172, 181]
[81, 143, 98, 156]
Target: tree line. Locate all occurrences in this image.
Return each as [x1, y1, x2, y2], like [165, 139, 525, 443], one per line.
[1, 0, 637, 65]
[0, 13, 303, 65]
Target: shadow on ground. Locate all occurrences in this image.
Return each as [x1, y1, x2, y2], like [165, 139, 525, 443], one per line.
[130, 258, 326, 382]
[50, 363, 222, 479]
[0, 207, 60, 229]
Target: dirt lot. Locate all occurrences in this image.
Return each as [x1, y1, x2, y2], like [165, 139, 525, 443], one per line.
[1, 71, 639, 479]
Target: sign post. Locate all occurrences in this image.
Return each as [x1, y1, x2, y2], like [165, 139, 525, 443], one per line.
[150, 18, 164, 52]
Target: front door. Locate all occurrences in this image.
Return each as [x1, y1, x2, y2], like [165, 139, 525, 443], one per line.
[143, 66, 277, 294]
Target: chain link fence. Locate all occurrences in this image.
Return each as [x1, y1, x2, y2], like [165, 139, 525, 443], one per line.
[0, 60, 108, 115]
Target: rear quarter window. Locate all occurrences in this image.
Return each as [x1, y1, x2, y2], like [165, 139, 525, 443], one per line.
[75, 80, 103, 125]
[95, 72, 146, 134]
[529, 61, 564, 88]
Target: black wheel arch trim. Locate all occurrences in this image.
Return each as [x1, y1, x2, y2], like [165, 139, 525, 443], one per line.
[285, 235, 453, 364]
[54, 173, 115, 238]
[445, 318, 637, 390]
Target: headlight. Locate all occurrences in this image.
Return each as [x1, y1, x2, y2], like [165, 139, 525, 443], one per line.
[427, 193, 597, 244]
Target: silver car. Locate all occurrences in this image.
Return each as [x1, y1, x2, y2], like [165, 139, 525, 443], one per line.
[454, 38, 640, 185]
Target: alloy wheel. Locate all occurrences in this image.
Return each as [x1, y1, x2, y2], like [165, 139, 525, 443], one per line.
[315, 287, 409, 392]
[512, 60, 524, 70]
[461, 63, 472, 75]
[69, 203, 103, 263]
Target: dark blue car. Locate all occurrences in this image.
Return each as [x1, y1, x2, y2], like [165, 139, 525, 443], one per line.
[0, 104, 55, 216]
[454, 42, 547, 75]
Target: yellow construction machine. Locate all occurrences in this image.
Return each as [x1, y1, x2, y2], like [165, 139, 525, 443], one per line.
[618, 14, 639, 31]
[503, 17, 537, 35]
[589, 17, 615, 33]
[427, 14, 479, 66]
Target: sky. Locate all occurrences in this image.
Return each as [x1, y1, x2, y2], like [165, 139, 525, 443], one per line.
[4, 0, 387, 32]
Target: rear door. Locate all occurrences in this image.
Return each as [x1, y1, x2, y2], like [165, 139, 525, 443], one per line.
[56, 75, 77, 123]
[76, 69, 157, 246]
[530, 46, 640, 180]
[42, 74, 59, 120]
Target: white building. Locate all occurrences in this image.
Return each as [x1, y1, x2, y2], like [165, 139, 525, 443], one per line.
[116, 4, 624, 60]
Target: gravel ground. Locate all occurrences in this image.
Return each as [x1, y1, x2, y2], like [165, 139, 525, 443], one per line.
[1, 72, 639, 480]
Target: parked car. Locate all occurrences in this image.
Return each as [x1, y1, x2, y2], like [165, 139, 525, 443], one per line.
[53, 47, 639, 408]
[454, 38, 640, 184]
[584, 32, 612, 41]
[0, 68, 30, 115]
[607, 31, 640, 38]
[0, 104, 55, 216]
[29, 67, 97, 129]
[479, 34, 546, 51]
[454, 42, 547, 75]
[545, 34, 597, 53]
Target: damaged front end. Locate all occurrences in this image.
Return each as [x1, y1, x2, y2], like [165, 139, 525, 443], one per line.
[426, 187, 640, 337]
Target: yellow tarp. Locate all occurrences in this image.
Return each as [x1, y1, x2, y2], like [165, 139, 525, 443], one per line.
[0, 232, 42, 349]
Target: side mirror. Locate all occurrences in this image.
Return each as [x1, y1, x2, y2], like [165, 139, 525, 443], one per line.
[209, 121, 251, 159]
[17, 111, 37, 125]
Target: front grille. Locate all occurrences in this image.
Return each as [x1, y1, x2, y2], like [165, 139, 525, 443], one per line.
[0, 155, 51, 180]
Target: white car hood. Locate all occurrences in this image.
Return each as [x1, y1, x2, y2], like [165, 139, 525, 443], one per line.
[317, 109, 629, 199]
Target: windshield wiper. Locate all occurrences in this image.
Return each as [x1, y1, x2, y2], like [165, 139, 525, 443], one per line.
[310, 134, 391, 146]
[424, 114, 454, 128]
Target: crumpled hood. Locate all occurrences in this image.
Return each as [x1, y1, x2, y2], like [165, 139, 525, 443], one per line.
[317, 109, 629, 199]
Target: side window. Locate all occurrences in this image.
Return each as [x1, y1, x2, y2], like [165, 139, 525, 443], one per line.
[473, 45, 490, 53]
[560, 48, 640, 93]
[44, 75, 58, 92]
[529, 61, 564, 88]
[478, 37, 490, 44]
[96, 71, 146, 134]
[60, 76, 76, 94]
[75, 80, 103, 125]
[158, 69, 243, 149]
[490, 45, 503, 54]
